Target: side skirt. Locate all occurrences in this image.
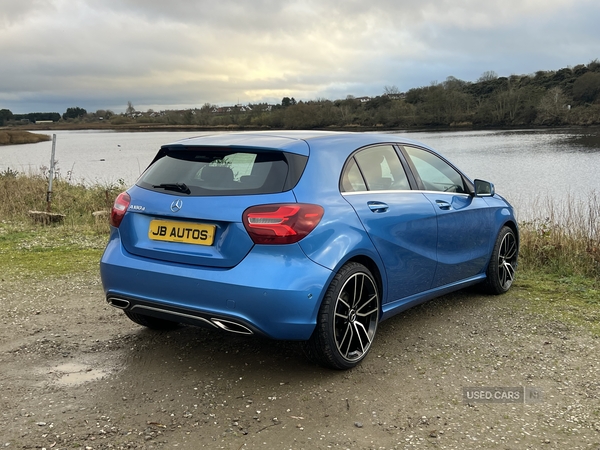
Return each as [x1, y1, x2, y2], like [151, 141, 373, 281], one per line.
[380, 274, 486, 321]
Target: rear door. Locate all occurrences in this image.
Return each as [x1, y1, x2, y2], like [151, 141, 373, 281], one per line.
[341, 145, 438, 302]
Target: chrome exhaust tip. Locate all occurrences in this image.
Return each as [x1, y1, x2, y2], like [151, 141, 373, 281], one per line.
[211, 318, 253, 335]
[107, 297, 130, 309]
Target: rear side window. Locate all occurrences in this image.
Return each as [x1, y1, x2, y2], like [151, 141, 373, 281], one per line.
[137, 147, 307, 196]
[341, 145, 410, 192]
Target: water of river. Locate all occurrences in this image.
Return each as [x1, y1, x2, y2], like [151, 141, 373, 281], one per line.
[1, 128, 599, 218]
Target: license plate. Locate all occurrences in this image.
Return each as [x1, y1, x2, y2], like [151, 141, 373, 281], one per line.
[148, 220, 216, 246]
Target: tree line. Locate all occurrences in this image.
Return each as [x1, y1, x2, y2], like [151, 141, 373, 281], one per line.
[0, 108, 88, 126]
[2, 60, 600, 129]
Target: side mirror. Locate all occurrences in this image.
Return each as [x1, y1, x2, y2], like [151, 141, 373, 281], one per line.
[474, 179, 495, 197]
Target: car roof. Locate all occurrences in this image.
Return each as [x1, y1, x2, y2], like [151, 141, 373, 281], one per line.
[161, 131, 435, 157]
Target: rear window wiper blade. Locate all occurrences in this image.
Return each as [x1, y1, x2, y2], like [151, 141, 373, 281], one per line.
[152, 183, 191, 194]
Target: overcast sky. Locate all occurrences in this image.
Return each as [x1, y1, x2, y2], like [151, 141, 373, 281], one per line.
[1, 0, 599, 114]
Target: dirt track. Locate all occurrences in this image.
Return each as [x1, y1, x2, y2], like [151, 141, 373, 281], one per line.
[1, 274, 599, 449]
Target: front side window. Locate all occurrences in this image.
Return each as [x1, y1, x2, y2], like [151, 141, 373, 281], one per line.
[341, 145, 410, 192]
[403, 146, 466, 193]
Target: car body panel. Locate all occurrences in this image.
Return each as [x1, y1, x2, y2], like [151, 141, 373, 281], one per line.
[119, 185, 298, 268]
[295, 196, 385, 272]
[380, 273, 486, 321]
[163, 132, 312, 156]
[343, 190, 438, 301]
[421, 191, 495, 287]
[101, 230, 333, 340]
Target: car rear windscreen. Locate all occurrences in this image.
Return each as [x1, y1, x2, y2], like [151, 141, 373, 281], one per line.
[137, 147, 307, 196]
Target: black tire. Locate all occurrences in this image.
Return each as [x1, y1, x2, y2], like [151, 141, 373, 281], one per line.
[484, 226, 518, 295]
[303, 262, 380, 370]
[124, 310, 180, 330]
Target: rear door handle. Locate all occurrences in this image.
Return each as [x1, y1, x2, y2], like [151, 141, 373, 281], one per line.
[435, 200, 451, 210]
[367, 201, 389, 213]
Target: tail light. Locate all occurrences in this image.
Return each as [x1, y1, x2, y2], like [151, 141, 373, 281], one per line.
[110, 192, 131, 228]
[243, 204, 324, 244]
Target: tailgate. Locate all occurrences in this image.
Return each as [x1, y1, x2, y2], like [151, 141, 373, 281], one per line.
[118, 185, 297, 268]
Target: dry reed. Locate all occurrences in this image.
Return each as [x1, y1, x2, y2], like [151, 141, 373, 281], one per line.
[519, 191, 600, 280]
[0, 168, 123, 233]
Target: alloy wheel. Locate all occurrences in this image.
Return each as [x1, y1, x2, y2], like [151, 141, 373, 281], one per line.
[498, 230, 518, 290]
[333, 271, 379, 362]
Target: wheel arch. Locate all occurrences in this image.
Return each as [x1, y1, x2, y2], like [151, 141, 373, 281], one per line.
[343, 254, 385, 310]
[491, 203, 519, 250]
[484, 218, 519, 273]
[502, 219, 520, 249]
[496, 219, 520, 262]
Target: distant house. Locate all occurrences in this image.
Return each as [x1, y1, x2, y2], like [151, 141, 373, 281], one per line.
[213, 106, 234, 114]
[384, 93, 405, 100]
[211, 104, 261, 114]
[356, 96, 371, 103]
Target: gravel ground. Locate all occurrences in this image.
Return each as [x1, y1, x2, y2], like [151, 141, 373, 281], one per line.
[1, 274, 599, 450]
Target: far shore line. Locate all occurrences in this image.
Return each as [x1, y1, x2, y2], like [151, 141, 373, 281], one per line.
[2, 123, 600, 146]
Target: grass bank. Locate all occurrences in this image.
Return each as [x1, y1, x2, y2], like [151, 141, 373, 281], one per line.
[1, 171, 598, 332]
[0, 130, 51, 145]
[0, 170, 123, 278]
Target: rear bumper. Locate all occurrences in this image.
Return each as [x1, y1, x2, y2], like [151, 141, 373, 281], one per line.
[100, 233, 332, 340]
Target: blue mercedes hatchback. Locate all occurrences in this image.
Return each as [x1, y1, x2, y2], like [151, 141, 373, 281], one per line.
[100, 131, 518, 369]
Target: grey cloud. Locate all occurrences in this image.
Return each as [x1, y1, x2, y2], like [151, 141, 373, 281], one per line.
[1, 0, 599, 113]
[0, 0, 55, 27]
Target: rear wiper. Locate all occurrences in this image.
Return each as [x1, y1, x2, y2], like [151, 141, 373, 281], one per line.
[152, 183, 191, 194]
